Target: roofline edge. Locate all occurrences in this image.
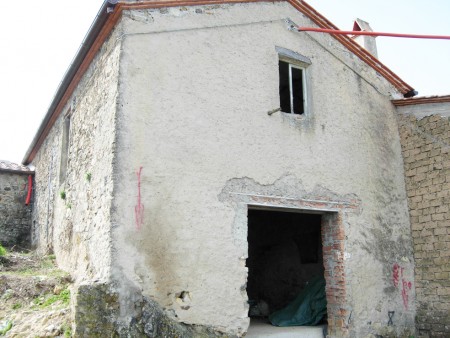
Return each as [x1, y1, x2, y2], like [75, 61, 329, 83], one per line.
[22, 0, 115, 165]
[288, 0, 414, 96]
[21, 0, 279, 165]
[392, 95, 450, 106]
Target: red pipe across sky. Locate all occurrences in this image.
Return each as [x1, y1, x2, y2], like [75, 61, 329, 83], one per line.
[298, 27, 450, 40]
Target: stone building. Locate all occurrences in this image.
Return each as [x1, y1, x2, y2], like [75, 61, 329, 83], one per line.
[394, 96, 450, 338]
[0, 160, 33, 248]
[20, 0, 440, 337]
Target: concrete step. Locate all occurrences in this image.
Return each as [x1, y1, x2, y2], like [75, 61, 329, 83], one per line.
[245, 318, 326, 338]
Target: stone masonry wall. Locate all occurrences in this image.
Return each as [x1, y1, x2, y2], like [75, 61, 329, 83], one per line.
[398, 112, 450, 337]
[0, 171, 32, 247]
[30, 24, 122, 282]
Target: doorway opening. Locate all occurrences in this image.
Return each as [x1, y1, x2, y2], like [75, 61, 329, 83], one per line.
[246, 208, 326, 325]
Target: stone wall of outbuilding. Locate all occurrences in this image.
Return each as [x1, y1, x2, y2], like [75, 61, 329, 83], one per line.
[397, 105, 450, 338]
[0, 170, 32, 247]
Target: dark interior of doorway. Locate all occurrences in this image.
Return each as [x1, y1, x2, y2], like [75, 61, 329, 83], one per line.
[246, 208, 325, 320]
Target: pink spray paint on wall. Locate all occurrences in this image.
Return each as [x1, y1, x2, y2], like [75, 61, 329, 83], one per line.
[135, 166, 144, 230]
[392, 263, 400, 288]
[392, 263, 412, 310]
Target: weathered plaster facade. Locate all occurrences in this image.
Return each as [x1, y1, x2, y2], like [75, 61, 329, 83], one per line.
[111, 2, 414, 337]
[27, 1, 418, 337]
[397, 102, 450, 337]
[0, 162, 33, 247]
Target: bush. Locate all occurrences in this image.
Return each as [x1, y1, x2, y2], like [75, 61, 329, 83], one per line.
[0, 244, 6, 257]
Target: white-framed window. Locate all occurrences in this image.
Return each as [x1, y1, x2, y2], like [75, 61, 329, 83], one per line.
[276, 47, 311, 115]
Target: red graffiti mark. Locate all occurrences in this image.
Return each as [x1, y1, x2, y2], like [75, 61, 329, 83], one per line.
[401, 278, 411, 310]
[393, 263, 413, 310]
[393, 263, 400, 287]
[134, 167, 144, 230]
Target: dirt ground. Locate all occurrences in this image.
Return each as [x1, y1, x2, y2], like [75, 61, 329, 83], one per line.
[0, 249, 72, 337]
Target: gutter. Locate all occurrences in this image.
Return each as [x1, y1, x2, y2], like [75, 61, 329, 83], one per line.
[22, 0, 118, 165]
[392, 95, 450, 107]
[0, 168, 35, 175]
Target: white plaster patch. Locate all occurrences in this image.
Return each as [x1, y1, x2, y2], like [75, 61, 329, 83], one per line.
[344, 252, 351, 261]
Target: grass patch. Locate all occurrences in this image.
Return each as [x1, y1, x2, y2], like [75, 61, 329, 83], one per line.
[40, 257, 56, 269]
[62, 323, 72, 337]
[0, 245, 6, 257]
[0, 321, 12, 335]
[32, 289, 70, 309]
[12, 303, 22, 310]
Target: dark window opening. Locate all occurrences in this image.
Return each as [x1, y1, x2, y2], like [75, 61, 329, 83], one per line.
[59, 115, 71, 183]
[246, 209, 324, 318]
[279, 60, 305, 115]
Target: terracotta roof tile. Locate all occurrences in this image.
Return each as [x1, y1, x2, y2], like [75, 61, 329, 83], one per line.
[392, 95, 450, 106]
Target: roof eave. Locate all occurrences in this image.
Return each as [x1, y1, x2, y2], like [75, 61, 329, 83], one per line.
[392, 95, 450, 106]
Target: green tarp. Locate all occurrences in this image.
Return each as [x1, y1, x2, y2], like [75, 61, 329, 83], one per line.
[269, 276, 327, 327]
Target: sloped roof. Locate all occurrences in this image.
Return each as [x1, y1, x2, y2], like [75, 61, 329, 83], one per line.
[23, 0, 415, 164]
[0, 160, 34, 174]
[392, 95, 450, 106]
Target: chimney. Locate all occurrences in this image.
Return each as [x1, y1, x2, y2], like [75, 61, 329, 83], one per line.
[352, 18, 378, 58]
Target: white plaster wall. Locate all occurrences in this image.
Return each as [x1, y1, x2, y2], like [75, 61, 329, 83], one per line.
[31, 27, 122, 283]
[111, 2, 415, 336]
[396, 101, 450, 119]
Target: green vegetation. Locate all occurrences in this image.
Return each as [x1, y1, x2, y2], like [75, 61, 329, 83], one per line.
[1, 251, 73, 336]
[0, 321, 12, 335]
[63, 323, 72, 337]
[33, 289, 70, 309]
[0, 244, 6, 257]
[12, 303, 22, 310]
[33, 288, 70, 309]
[60, 190, 66, 200]
[85, 172, 92, 182]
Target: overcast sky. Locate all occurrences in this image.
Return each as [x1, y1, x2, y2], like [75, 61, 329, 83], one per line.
[0, 0, 449, 164]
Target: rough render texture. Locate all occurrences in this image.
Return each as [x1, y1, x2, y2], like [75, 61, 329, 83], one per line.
[72, 282, 235, 337]
[397, 106, 450, 338]
[30, 25, 121, 281]
[0, 172, 31, 247]
[108, 2, 415, 337]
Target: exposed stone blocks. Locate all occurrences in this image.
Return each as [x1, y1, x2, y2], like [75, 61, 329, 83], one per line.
[73, 283, 234, 337]
[398, 113, 450, 337]
[0, 172, 32, 247]
[30, 25, 122, 278]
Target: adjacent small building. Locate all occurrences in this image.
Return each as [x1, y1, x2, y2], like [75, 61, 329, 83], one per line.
[0, 160, 33, 248]
[394, 95, 450, 338]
